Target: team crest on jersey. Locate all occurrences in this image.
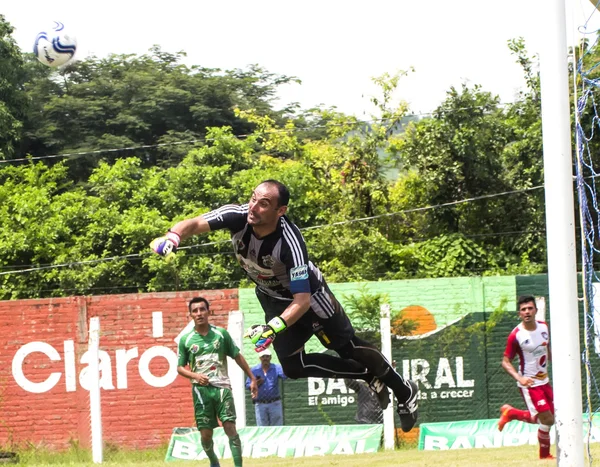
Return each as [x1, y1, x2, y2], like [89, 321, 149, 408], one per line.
[236, 239, 245, 252]
[542, 332, 548, 340]
[214, 340, 221, 350]
[191, 344, 199, 353]
[291, 264, 309, 281]
[262, 255, 275, 267]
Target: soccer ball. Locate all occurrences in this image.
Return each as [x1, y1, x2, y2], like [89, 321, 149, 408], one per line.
[33, 21, 77, 68]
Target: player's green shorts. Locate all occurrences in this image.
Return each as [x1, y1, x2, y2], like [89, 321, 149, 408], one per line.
[192, 385, 236, 429]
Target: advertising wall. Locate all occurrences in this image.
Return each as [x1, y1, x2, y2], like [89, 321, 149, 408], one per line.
[2, 274, 588, 450]
[0, 290, 237, 449]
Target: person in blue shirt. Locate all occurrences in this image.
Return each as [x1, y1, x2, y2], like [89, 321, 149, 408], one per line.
[245, 349, 287, 426]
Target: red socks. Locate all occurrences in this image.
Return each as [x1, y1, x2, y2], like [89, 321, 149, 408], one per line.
[507, 407, 534, 424]
[538, 427, 551, 459]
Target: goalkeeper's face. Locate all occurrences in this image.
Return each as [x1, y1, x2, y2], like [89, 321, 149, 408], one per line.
[248, 184, 287, 229]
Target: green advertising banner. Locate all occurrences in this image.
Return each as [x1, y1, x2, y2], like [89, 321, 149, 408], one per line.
[419, 415, 600, 451]
[165, 424, 383, 462]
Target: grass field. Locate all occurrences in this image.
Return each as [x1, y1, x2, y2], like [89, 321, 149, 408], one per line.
[7, 443, 600, 466]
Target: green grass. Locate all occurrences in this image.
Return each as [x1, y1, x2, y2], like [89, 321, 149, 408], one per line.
[5, 443, 600, 466]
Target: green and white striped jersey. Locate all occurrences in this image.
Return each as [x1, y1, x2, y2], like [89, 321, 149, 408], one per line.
[177, 325, 240, 389]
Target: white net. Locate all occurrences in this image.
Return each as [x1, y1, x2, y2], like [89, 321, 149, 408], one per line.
[575, 5, 600, 457]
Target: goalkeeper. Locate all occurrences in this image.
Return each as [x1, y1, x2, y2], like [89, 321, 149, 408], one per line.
[152, 179, 419, 432]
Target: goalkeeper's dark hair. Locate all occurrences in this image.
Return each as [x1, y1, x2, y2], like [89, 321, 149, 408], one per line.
[260, 179, 290, 207]
[188, 296, 210, 313]
[517, 294, 537, 310]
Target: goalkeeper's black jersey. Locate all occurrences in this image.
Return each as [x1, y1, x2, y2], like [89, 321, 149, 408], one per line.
[202, 204, 325, 301]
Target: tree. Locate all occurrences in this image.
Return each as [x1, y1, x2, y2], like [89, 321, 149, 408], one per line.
[343, 285, 417, 342]
[0, 15, 29, 159]
[18, 47, 298, 180]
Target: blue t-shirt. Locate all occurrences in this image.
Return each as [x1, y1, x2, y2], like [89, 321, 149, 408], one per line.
[245, 363, 287, 401]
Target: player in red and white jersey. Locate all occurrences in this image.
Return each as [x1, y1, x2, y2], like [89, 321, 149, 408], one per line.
[498, 295, 554, 460]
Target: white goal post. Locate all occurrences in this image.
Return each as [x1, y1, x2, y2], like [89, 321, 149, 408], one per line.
[88, 316, 103, 463]
[539, 0, 584, 464]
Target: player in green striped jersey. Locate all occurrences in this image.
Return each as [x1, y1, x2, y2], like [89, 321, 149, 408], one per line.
[177, 296, 258, 467]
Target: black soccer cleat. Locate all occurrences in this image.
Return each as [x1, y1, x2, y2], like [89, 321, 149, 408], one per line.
[396, 380, 419, 432]
[368, 377, 391, 410]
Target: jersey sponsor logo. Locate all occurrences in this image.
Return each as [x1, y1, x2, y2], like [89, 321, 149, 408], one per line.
[262, 255, 275, 267]
[191, 344, 199, 353]
[256, 278, 280, 287]
[291, 264, 309, 281]
[237, 255, 277, 286]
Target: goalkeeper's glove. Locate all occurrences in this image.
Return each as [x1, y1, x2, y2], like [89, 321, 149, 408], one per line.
[245, 316, 287, 352]
[150, 230, 181, 260]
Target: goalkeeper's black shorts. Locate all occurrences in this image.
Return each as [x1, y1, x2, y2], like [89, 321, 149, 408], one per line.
[255, 285, 355, 357]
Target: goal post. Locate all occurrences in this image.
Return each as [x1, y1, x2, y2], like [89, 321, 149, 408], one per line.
[539, 0, 584, 463]
[379, 304, 395, 450]
[227, 310, 247, 428]
[88, 316, 103, 464]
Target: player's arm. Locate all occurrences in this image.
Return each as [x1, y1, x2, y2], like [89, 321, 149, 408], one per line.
[152, 205, 247, 258]
[235, 353, 258, 398]
[501, 355, 534, 387]
[171, 216, 211, 240]
[245, 293, 310, 352]
[177, 365, 209, 386]
[151, 216, 211, 258]
[279, 293, 311, 327]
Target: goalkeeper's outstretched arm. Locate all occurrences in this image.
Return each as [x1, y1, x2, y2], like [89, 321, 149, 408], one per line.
[151, 216, 211, 258]
[169, 216, 211, 240]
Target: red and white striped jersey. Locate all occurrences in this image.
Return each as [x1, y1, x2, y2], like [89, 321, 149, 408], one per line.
[504, 321, 550, 388]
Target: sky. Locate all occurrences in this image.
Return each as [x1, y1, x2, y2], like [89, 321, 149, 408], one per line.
[3, 0, 600, 118]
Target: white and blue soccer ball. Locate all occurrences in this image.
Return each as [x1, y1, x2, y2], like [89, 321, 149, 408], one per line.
[33, 21, 77, 68]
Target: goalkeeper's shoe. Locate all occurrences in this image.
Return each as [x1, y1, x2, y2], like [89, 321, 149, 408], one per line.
[368, 377, 390, 410]
[498, 404, 513, 432]
[396, 380, 419, 432]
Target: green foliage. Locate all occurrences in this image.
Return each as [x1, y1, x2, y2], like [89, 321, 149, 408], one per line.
[0, 23, 552, 297]
[0, 15, 29, 159]
[414, 298, 510, 358]
[343, 285, 417, 342]
[17, 46, 297, 178]
[411, 234, 495, 278]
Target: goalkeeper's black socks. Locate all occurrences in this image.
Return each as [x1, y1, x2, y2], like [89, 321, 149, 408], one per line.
[201, 439, 220, 466]
[229, 434, 243, 467]
[379, 368, 412, 402]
